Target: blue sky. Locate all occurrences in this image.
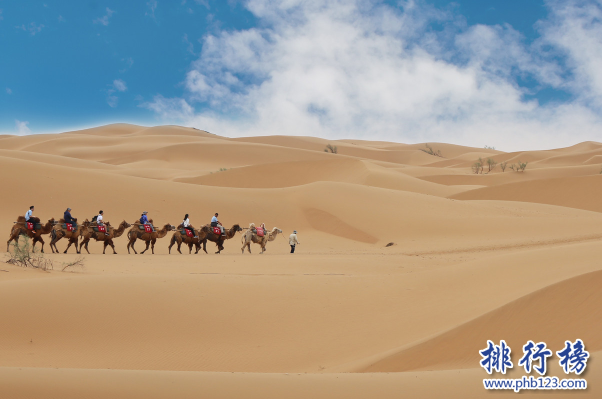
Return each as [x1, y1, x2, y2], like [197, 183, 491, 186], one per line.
[1, 1, 601, 149]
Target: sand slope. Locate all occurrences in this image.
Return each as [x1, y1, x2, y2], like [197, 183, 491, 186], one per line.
[0, 124, 601, 398]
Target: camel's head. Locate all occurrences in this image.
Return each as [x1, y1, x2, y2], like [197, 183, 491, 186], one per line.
[163, 223, 176, 231]
[249, 223, 256, 229]
[121, 220, 132, 228]
[232, 224, 243, 232]
[274, 228, 283, 234]
[48, 218, 56, 225]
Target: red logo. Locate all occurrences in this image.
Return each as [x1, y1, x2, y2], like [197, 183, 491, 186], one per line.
[66, 223, 75, 232]
[97, 225, 106, 233]
[26, 222, 34, 230]
[144, 224, 153, 233]
[184, 229, 194, 237]
[213, 227, 221, 235]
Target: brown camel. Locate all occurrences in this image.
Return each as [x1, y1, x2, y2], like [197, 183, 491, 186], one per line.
[168, 224, 208, 254]
[201, 224, 243, 254]
[79, 220, 131, 254]
[7, 217, 56, 253]
[49, 218, 84, 254]
[241, 226, 283, 254]
[127, 222, 175, 254]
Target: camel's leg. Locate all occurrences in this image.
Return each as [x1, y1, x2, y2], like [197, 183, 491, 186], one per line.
[141, 240, 150, 254]
[6, 232, 18, 252]
[151, 239, 156, 254]
[177, 241, 183, 255]
[33, 236, 45, 253]
[64, 240, 73, 254]
[128, 238, 138, 254]
[80, 238, 91, 254]
[109, 240, 117, 254]
[202, 239, 207, 254]
[103, 241, 108, 254]
[168, 237, 175, 254]
[188, 242, 193, 254]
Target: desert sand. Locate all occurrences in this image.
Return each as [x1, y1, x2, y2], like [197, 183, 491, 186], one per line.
[0, 124, 601, 398]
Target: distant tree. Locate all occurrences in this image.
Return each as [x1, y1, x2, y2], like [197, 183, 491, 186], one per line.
[484, 145, 496, 150]
[486, 158, 498, 172]
[500, 161, 508, 172]
[420, 144, 443, 157]
[472, 161, 483, 174]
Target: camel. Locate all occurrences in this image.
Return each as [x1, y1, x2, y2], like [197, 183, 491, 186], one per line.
[241, 225, 283, 254]
[7, 217, 56, 253]
[127, 222, 175, 254]
[168, 224, 208, 254]
[200, 224, 243, 254]
[49, 218, 84, 254]
[79, 220, 131, 254]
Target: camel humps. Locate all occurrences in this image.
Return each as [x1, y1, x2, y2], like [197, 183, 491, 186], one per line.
[168, 224, 208, 254]
[126, 221, 175, 254]
[79, 220, 131, 254]
[49, 218, 84, 254]
[200, 224, 243, 254]
[7, 217, 56, 253]
[241, 225, 283, 254]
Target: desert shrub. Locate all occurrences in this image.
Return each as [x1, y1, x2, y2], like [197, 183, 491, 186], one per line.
[472, 161, 483, 174]
[500, 161, 507, 172]
[6, 236, 53, 271]
[6, 236, 85, 272]
[518, 161, 528, 172]
[486, 158, 497, 172]
[420, 144, 442, 157]
[324, 144, 338, 154]
[484, 145, 496, 150]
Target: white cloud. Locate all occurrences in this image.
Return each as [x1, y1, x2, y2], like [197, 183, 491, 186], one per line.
[6, 88, 12, 94]
[0, 9, 4, 21]
[106, 79, 127, 107]
[15, 120, 31, 135]
[94, 8, 115, 26]
[113, 79, 127, 92]
[145, 0, 602, 150]
[58, 15, 65, 22]
[17, 22, 45, 35]
[146, 1, 158, 19]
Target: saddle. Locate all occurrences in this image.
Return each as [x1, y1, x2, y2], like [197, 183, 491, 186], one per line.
[212, 226, 223, 236]
[182, 229, 194, 238]
[63, 223, 76, 232]
[94, 225, 107, 233]
[139, 224, 154, 233]
[256, 227, 265, 237]
[26, 222, 41, 231]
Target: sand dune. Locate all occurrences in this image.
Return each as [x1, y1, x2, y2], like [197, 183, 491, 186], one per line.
[1, 124, 601, 398]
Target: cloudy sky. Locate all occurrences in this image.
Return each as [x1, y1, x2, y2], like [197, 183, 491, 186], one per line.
[1, 0, 601, 150]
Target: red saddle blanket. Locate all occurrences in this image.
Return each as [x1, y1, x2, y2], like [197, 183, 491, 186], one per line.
[184, 229, 194, 238]
[96, 225, 106, 233]
[257, 227, 264, 237]
[144, 224, 153, 233]
[212, 227, 222, 235]
[66, 223, 75, 232]
[26, 222, 35, 230]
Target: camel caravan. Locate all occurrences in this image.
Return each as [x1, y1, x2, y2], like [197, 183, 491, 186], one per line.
[8, 207, 286, 255]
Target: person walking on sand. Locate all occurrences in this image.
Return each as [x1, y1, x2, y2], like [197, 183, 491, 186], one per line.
[289, 230, 300, 254]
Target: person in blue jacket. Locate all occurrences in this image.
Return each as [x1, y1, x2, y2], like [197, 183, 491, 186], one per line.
[64, 207, 76, 227]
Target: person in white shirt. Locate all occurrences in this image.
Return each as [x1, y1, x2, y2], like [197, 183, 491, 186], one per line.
[183, 213, 198, 238]
[211, 212, 224, 235]
[95, 210, 109, 236]
[289, 230, 300, 253]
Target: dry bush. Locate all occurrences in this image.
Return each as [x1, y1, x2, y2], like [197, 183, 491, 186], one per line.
[6, 236, 53, 271]
[472, 161, 483, 174]
[324, 144, 338, 154]
[420, 143, 442, 157]
[6, 236, 85, 272]
[500, 161, 507, 172]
